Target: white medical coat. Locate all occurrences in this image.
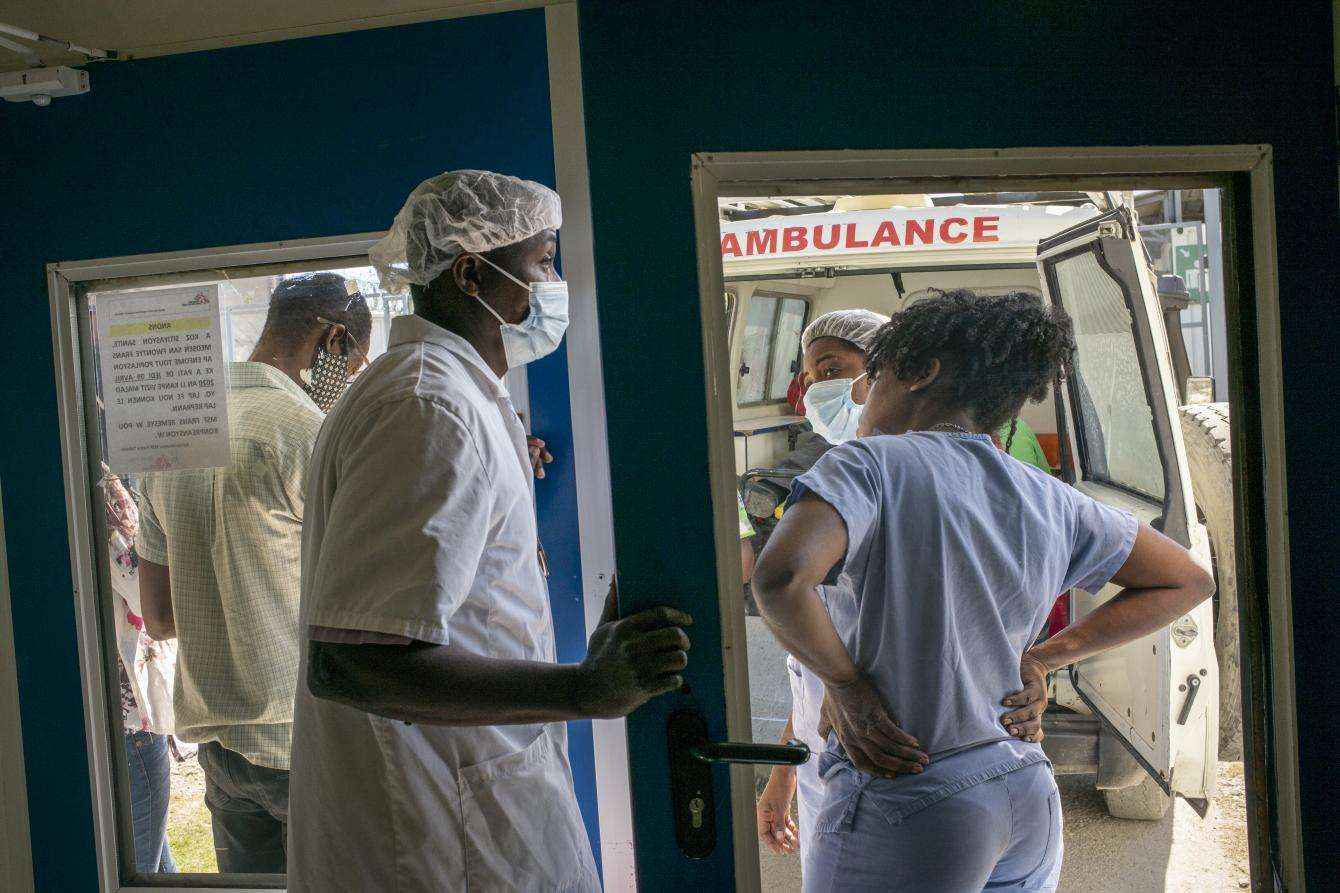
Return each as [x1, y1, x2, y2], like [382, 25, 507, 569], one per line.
[288, 315, 599, 892]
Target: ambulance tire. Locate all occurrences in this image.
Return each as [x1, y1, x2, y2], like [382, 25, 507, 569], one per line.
[1103, 774, 1173, 821]
[1180, 402, 1241, 760]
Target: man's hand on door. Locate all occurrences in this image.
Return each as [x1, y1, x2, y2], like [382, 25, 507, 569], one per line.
[575, 579, 693, 719]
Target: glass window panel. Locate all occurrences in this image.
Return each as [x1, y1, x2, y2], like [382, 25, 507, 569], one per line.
[766, 298, 807, 401]
[79, 258, 403, 884]
[736, 295, 776, 405]
[1054, 251, 1165, 500]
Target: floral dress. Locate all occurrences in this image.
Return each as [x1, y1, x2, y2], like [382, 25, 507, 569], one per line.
[105, 477, 177, 735]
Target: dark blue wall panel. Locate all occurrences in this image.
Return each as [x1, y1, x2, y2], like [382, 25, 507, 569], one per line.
[0, 10, 600, 888]
[576, 0, 1338, 888]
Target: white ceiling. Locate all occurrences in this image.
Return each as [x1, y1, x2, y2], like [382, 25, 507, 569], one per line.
[0, 0, 554, 71]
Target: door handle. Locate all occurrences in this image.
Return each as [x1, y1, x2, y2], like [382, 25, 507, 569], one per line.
[667, 708, 811, 859]
[692, 739, 810, 765]
[1176, 673, 1202, 725]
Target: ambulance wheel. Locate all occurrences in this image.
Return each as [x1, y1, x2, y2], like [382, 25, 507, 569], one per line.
[1103, 775, 1172, 821]
[1180, 402, 1241, 760]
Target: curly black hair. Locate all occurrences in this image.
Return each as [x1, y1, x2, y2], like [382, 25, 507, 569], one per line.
[865, 289, 1076, 433]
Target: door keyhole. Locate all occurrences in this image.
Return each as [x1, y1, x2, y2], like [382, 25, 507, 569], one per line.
[689, 796, 705, 829]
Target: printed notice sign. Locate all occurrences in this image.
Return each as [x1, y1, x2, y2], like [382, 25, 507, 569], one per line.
[96, 284, 231, 473]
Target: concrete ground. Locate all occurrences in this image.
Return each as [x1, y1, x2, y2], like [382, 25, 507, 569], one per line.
[746, 618, 1251, 892]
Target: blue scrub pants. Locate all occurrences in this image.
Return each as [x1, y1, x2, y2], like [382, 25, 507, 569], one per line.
[804, 761, 1063, 892]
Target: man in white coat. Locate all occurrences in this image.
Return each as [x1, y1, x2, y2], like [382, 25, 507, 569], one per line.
[288, 170, 692, 892]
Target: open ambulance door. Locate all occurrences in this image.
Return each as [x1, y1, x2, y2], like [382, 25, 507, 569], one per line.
[1037, 206, 1219, 805]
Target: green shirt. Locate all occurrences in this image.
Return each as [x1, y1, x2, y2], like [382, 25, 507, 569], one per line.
[137, 362, 323, 769]
[998, 417, 1052, 474]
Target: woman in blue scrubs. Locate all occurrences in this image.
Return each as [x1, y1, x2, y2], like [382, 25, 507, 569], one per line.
[752, 289, 1215, 892]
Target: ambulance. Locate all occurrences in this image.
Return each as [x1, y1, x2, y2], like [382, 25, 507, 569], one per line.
[724, 192, 1232, 820]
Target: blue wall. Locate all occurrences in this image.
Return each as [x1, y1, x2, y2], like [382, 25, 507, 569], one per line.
[0, 10, 600, 888]
[576, 0, 1339, 888]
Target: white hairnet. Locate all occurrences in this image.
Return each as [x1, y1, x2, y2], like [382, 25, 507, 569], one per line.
[801, 309, 891, 353]
[370, 169, 562, 294]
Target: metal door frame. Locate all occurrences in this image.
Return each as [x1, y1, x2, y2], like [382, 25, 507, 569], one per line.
[690, 145, 1298, 891]
[48, 232, 386, 892]
[0, 474, 35, 893]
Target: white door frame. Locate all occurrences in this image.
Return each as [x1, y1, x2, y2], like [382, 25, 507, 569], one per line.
[545, 4, 638, 888]
[689, 146, 1299, 891]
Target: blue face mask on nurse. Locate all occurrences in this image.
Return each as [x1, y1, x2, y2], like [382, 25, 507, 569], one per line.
[800, 309, 891, 444]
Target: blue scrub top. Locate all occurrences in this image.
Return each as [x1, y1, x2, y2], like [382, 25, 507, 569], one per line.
[789, 432, 1137, 806]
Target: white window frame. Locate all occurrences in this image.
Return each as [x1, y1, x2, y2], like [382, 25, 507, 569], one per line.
[733, 290, 810, 409]
[690, 146, 1299, 892]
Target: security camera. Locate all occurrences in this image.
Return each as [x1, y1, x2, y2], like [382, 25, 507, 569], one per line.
[0, 66, 88, 106]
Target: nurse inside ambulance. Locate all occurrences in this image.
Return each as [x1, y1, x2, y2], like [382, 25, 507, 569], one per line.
[287, 170, 692, 892]
[799, 309, 890, 444]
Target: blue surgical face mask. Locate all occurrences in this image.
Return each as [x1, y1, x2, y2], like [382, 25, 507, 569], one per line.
[471, 253, 570, 368]
[804, 374, 866, 444]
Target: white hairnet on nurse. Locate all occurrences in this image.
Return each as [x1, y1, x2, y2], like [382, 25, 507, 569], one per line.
[801, 308, 891, 354]
[370, 169, 563, 294]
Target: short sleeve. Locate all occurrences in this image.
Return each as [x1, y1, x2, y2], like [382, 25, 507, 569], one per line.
[308, 625, 413, 646]
[787, 441, 882, 569]
[304, 396, 493, 645]
[1062, 491, 1140, 594]
[135, 489, 169, 565]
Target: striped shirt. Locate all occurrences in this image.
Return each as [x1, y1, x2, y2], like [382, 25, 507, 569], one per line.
[136, 362, 323, 770]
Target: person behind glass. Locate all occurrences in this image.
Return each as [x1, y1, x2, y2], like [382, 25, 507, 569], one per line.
[753, 290, 1214, 891]
[756, 308, 889, 870]
[104, 472, 178, 874]
[289, 171, 692, 892]
[135, 274, 371, 874]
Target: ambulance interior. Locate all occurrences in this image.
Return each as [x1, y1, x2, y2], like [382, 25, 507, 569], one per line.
[725, 192, 1110, 492]
[729, 268, 1059, 476]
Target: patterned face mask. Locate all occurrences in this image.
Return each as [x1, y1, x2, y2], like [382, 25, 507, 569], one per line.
[301, 344, 351, 412]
